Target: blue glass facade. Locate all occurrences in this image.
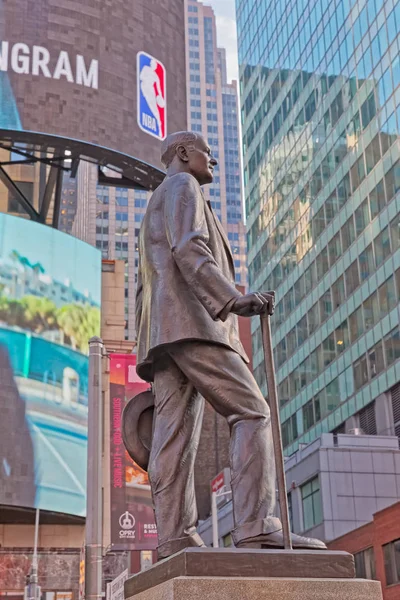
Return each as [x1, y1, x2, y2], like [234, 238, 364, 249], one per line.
[237, 0, 400, 453]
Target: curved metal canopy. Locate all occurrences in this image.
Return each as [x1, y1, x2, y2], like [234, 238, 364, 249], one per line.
[0, 129, 166, 226]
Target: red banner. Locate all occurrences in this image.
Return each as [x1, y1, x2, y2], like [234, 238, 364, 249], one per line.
[109, 354, 157, 550]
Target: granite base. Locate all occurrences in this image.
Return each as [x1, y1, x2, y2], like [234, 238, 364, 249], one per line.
[125, 576, 382, 600]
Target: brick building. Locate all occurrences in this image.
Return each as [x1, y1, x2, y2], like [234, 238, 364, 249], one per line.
[329, 501, 400, 600]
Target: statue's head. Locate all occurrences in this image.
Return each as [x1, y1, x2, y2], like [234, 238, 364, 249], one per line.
[161, 131, 217, 186]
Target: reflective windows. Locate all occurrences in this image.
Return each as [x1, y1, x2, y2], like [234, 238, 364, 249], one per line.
[301, 477, 322, 530]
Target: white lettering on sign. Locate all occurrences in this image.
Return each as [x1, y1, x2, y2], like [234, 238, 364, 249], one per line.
[32, 46, 51, 77]
[76, 54, 98, 89]
[53, 50, 74, 82]
[142, 113, 157, 131]
[0, 41, 98, 89]
[11, 43, 30, 74]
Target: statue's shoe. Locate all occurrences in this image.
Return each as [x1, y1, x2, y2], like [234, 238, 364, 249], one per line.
[236, 529, 327, 550]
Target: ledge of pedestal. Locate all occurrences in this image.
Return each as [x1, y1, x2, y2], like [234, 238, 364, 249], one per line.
[126, 576, 382, 600]
[124, 547, 357, 598]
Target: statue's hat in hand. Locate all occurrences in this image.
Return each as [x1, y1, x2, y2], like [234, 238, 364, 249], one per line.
[122, 390, 154, 471]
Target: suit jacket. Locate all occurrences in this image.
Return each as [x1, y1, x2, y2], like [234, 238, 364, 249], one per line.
[136, 172, 248, 381]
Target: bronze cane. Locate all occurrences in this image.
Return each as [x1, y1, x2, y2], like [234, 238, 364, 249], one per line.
[260, 312, 292, 550]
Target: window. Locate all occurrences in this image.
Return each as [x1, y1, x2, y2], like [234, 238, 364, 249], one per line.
[391, 214, 400, 252]
[379, 276, 397, 318]
[332, 276, 345, 308]
[277, 339, 287, 367]
[345, 261, 360, 296]
[368, 342, 384, 378]
[363, 292, 379, 329]
[326, 378, 340, 412]
[282, 414, 298, 448]
[359, 244, 374, 281]
[297, 315, 308, 345]
[301, 477, 322, 530]
[349, 306, 364, 343]
[342, 216, 355, 251]
[313, 206, 325, 238]
[384, 327, 400, 366]
[335, 319, 349, 352]
[383, 538, 400, 586]
[320, 289, 333, 321]
[308, 303, 320, 335]
[287, 327, 297, 357]
[355, 199, 369, 236]
[354, 548, 376, 580]
[316, 247, 329, 280]
[369, 180, 385, 218]
[279, 378, 290, 406]
[322, 333, 336, 367]
[374, 226, 391, 267]
[354, 355, 368, 390]
[328, 233, 341, 267]
[303, 399, 315, 431]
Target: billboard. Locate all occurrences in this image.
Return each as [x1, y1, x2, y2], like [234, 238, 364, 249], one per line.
[109, 354, 157, 550]
[0, 213, 101, 515]
[0, 0, 186, 170]
[137, 52, 167, 141]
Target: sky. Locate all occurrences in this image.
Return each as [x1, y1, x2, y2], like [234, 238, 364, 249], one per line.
[206, 0, 239, 82]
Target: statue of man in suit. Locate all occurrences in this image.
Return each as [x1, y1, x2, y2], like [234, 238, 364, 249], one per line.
[135, 131, 325, 559]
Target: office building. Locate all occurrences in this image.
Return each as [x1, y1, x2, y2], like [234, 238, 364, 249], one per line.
[186, 0, 247, 287]
[198, 432, 400, 549]
[236, 0, 400, 454]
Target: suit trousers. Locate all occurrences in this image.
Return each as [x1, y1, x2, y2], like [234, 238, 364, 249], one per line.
[149, 341, 282, 557]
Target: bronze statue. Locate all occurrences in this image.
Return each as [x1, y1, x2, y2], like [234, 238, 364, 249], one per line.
[133, 131, 326, 559]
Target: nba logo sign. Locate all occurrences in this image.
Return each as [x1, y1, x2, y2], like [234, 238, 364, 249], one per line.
[137, 51, 167, 141]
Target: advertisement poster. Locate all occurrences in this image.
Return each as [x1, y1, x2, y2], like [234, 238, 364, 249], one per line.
[0, 213, 101, 516]
[109, 353, 157, 550]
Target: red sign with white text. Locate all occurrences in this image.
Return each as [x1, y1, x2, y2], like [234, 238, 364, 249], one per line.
[109, 354, 157, 550]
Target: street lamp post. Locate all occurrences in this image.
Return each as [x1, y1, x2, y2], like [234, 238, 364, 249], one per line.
[25, 508, 40, 600]
[85, 336, 104, 600]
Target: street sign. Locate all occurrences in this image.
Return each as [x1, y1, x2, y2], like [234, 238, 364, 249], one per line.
[211, 468, 231, 507]
[106, 569, 128, 600]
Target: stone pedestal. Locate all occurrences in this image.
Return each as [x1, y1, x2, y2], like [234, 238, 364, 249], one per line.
[126, 576, 382, 600]
[124, 548, 383, 599]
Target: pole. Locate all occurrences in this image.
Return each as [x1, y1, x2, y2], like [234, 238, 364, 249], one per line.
[260, 314, 292, 550]
[28, 508, 40, 600]
[211, 491, 219, 548]
[85, 336, 104, 600]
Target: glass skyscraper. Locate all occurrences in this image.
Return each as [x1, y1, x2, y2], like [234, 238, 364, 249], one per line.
[237, 0, 400, 454]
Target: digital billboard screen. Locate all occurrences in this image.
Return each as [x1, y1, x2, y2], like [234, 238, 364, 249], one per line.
[0, 0, 187, 171]
[0, 214, 101, 515]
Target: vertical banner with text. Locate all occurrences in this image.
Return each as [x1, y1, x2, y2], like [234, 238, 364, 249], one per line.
[109, 354, 157, 550]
